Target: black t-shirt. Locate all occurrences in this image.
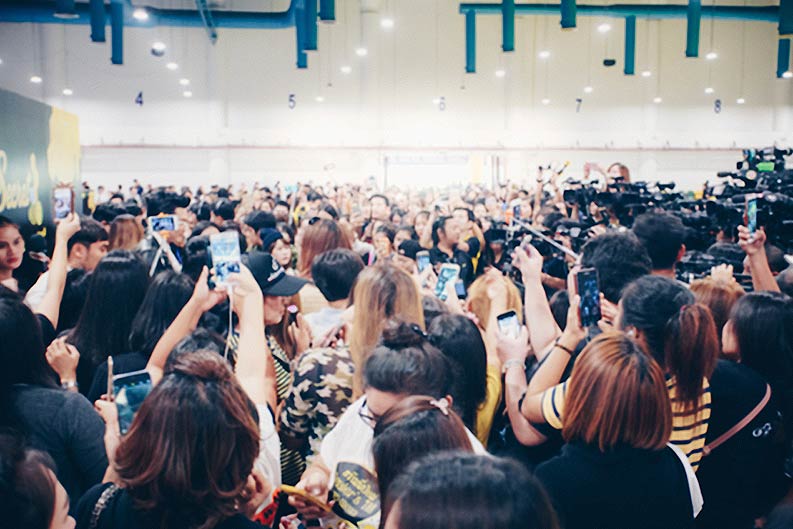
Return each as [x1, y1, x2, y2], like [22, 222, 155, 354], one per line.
[535, 442, 695, 529]
[76, 483, 264, 529]
[429, 246, 475, 287]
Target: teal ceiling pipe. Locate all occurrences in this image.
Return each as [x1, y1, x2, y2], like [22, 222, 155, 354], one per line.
[781, 0, 792, 35]
[624, 15, 635, 74]
[560, 0, 576, 29]
[778, 38, 791, 77]
[304, 0, 318, 51]
[319, 0, 335, 22]
[466, 9, 476, 72]
[55, 0, 76, 17]
[110, 0, 123, 64]
[503, 0, 515, 52]
[195, 0, 219, 44]
[89, 0, 105, 42]
[686, 0, 700, 57]
[295, 0, 308, 68]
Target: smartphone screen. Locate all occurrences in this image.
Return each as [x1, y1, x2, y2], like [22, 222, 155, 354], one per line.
[416, 251, 430, 273]
[113, 370, 152, 435]
[53, 187, 74, 220]
[454, 279, 467, 299]
[209, 231, 242, 286]
[435, 264, 460, 301]
[746, 197, 758, 234]
[497, 310, 520, 339]
[149, 215, 177, 232]
[575, 268, 602, 328]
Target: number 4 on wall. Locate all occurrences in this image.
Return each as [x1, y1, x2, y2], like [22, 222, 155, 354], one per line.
[135, 92, 144, 106]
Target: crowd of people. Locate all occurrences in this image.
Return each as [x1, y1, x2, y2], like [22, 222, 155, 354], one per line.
[1, 163, 792, 529]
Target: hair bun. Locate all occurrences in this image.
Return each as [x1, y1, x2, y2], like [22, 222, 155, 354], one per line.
[379, 320, 426, 349]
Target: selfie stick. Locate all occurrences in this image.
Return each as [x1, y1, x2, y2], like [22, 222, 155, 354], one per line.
[512, 219, 580, 261]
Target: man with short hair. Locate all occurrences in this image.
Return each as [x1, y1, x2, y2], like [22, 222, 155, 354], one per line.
[25, 218, 110, 309]
[273, 200, 291, 223]
[631, 212, 687, 279]
[580, 231, 653, 304]
[304, 249, 364, 339]
[369, 194, 391, 222]
[241, 211, 276, 252]
[429, 216, 475, 287]
[211, 200, 236, 224]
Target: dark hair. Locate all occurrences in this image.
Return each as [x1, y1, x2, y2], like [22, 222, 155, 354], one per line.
[190, 221, 221, 239]
[397, 225, 418, 241]
[373, 396, 472, 500]
[0, 215, 19, 229]
[68, 250, 149, 366]
[580, 232, 652, 303]
[620, 275, 719, 412]
[632, 212, 687, 270]
[114, 351, 259, 529]
[189, 202, 212, 222]
[706, 242, 746, 271]
[213, 200, 236, 222]
[164, 328, 226, 372]
[421, 295, 449, 329]
[383, 452, 559, 529]
[124, 201, 143, 217]
[453, 207, 475, 222]
[0, 434, 58, 529]
[183, 236, 211, 283]
[67, 217, 109, 255]
[275, 200, 290, 210]
[375, 223, 397, 243]
[276, 222, 294, 243]
[766, 244, 788, 274]
[92, 203, 126, 224]
[311, 249, 365, 302]
[778, 267, 793, 298]
[144, 189, 189, 216]
[128, 271, 195, 359]
[57, 268, 91, 333]
[363, 321, 451, 399]
[431, 216, 452, 246]
[369, 194, 390, 207]
[244, 211, 276, 233]
[549, 289, 570, 331]
[427, 315, 487, 433]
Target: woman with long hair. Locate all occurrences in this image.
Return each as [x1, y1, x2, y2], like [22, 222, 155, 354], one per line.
[0, 215, 25, 291]
[296, 218, 353, 314]
[108, 214, 144, 251]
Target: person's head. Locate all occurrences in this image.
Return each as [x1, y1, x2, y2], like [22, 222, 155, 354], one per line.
[128, 271, 195, 359]
[0, 216, 24, 275]
[244, 251, 308, 325]
[689, 277, 745, 348]
[350, 265, 424, 396]
[370, 194, 391, 221]
[383, 452, 559, 529]
[452, 207, 473, 229]
[431, 216, 462, 247]
[190, 220, 221, 239]
[242, 211, 276, 249]
[211, 200, 236, 224]
[607, 162, 631, 182]
[297, 218, 352, 277]
[413, 210, 430, 235]
[427, 314, 487, 433]
[373, 395, 472, 499]
[549, 289, 570, 331]
[0, 434, 74, 529]
[67, 218, 110, 272]
[563, 332, 672, 451]
[778, 267, 793, 298]
[273, 201, 290, 222]
[619, 275, 719, 412]
[393, 226, 416, 249]
[114, 351, 259, 528]
[631, 212, 687, 272]
[374, 224, 397, 257]
[581, 232, 652, 303]
[421, 294, 449, 329]
[362, 321, 451, 421]
[723, 291, 793, 393]
[108, 214, 144, 251]
[466, 274, 522, 331]
[68, 250, 149, 365]
[311, 249, 365, 304]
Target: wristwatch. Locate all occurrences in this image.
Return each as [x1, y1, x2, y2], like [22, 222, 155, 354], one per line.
[60, 380, 78, 390]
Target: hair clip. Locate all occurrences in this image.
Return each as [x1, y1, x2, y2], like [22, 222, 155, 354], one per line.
[429, 398, 450, 416]
[410, 323, 428, 340]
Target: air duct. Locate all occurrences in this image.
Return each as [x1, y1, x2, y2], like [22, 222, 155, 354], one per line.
[502, 0, 515, 52]
[624, 15, 635, 75]
[778, 38, 791, 77]
[304, 0, 318, 51]
[89, 0, 105, 42]
[686, 0, 701, 57]
[54, 0, 77, 18]
[319, 0, 335, 22]
[466, 10, 476, 73]
[110, 0, 123, 64]
[560, 0, 576, 29]
[781, 0, 792, 35]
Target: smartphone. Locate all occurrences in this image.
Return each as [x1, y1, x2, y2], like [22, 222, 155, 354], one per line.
[148, 215, 178, 232]
[435, 263, 460, 301]
[53, 187, 74, 220]
[113, 369, 152, 435]
[106, 356, 114, 402]
[416, 251, 431, 273]
[209, 231, 242, 286]
[513, 205, 521, 219]
[497, 310, 520, 339]
[575, 268, 602, 328]
[454, 279, 467, 299]
[280, 485, 333, 513]
[745, 195, 758, 235]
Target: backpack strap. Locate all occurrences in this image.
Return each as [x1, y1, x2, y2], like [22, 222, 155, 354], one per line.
[703, 384, 772, 457]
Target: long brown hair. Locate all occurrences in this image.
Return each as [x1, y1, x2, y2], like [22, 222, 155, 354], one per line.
[563, 332, 672, 452]
[297, 218, 352, 277]
[349, 264, 424, 397]
[114, 351, 259, 529]
[109, 214, 144, 251]
[466, 274, 523, 331]
[690, 277, 745, 350]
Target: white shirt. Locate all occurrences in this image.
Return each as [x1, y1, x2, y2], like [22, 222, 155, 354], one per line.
[254, 404, 281, 511]
[24, 270, 51, 310]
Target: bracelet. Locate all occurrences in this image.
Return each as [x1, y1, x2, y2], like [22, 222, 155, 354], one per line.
[60, 380, 78, 390]
[502, 359, 525, 374]
[553, 341, 575, 355]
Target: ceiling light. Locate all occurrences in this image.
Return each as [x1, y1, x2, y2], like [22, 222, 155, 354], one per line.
[597, 23, 611, 33]
[62, 88, 73, 96]
[704, 87, 714, 94]
[538, 50, 551, 60]
[166, 62, 179, 70]
[315, 95, 325, 103]
[736, 97, 746, 104]
[641, 70, 652, 78]
[705, 51, 718, 60]
[380, 17, 394, 29]
[30, 75, 42, 84]
[653, 96, 662, 103]
[495, 69, 506, 78]
[541, 98, 551, 105]
[179, 78, 190, 86]
[340, 65, 352, 74]
[355, 47, 368, 57]
[583, 85, 593, 94]
[152, 41, 166, 52]
[783, 71, 793, 79]
[183, 90, 192, 98]
[133, 8, 149, 21]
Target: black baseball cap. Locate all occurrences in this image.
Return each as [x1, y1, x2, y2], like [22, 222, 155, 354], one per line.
[243, 251, 308, 297]
[398, 240, 423, 260]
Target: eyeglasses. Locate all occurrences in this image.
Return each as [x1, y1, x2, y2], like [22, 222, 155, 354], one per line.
[358, 398, 380, 428]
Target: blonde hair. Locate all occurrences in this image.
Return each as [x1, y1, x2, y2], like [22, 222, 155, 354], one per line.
[349, 264, 424, 397]
[466, 274, 523, 331]
[109, 214, 144, 251]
